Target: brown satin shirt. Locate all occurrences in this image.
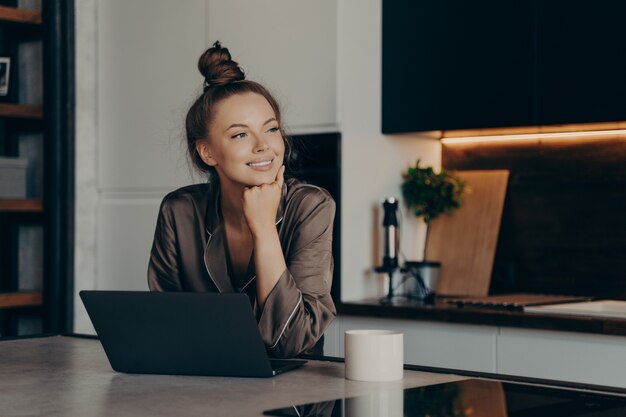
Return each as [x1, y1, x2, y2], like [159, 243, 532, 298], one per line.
[147, 177, 336, 358]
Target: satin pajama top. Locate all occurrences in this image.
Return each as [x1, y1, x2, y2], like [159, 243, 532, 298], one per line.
[147, 177, 337, 358]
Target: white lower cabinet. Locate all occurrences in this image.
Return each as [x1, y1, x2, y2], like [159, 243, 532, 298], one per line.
[325, 315, 626, 388]
[324, 316, 498, 373]
[497, 327, 626, 388]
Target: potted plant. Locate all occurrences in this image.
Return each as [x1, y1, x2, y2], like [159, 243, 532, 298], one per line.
[400, 159, 467, 300]
[401, 159, 466, 224]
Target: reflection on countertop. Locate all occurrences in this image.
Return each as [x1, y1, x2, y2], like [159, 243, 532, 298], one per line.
[264, 378, 626, 417]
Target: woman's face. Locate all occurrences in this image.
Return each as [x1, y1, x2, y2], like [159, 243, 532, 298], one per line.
[197, 92, 285, 188]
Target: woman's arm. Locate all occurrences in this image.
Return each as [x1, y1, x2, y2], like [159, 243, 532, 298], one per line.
[252, 226, 287, 308]
[256, 192, 336, 358]
[147, 195, 183, 292]
[243, 171, 336, 358]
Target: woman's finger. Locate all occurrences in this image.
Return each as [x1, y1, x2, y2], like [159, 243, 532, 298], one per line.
[276, 165, 285, 189]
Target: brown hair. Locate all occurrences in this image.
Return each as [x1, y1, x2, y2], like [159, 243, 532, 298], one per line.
[185, 41, 291, 178]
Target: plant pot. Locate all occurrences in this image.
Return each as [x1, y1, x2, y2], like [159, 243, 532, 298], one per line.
[401, 261, 441, 300]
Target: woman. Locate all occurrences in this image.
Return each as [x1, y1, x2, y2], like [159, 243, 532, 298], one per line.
[147, 41, 336, 358]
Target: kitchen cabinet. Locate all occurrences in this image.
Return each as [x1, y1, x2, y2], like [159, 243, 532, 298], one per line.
[382, 0, 534, 133]
[325, 316, 498, 373]
[91, 0, 209, 319]
[383, 1, 626, 133]
[497, 327, 626, 388]
[207, 0, 337, 133]
[536, 1, 626, 125]
[326, 315, 626, 387]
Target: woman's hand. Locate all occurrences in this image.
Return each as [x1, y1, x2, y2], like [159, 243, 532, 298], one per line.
[242, 165, 285, 237]
[243, 165, 287, 308]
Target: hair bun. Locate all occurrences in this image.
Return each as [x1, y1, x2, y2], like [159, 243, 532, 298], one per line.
[198, 41, 245, 89]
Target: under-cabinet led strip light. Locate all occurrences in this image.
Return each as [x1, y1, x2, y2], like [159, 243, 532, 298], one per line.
[441, 129, 626, 144]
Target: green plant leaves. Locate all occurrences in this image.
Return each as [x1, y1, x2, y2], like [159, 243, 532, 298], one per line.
[401, 159, 466, 223]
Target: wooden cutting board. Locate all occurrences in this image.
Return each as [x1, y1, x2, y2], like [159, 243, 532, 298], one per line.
[425, 170, 509, 296]
[445, 293, 592, 310]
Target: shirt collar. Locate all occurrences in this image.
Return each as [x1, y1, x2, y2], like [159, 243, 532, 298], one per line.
[203, 178, 287, 293]
[204, 179, 287, 236]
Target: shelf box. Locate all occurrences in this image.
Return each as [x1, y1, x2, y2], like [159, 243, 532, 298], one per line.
[0, 156, 27, 198]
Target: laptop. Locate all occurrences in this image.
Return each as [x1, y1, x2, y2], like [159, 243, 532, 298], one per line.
[80, 290, 307, 377]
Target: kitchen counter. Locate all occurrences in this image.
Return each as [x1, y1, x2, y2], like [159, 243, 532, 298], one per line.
[2, 335, 625, 417]
[338, 297, 626, 336]
[0, 335, 463, 417]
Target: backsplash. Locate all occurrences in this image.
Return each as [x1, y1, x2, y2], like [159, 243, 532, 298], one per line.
[443, 131, 626, 299]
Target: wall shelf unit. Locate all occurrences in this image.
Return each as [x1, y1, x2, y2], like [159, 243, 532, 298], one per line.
[0, 0, 74, 337]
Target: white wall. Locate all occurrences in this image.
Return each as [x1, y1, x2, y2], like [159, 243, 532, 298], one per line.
[206, 0, 338, 134]
[74, 0, 98, 334]
[74, 0, 439, 332]
[338, 0, 440, 301]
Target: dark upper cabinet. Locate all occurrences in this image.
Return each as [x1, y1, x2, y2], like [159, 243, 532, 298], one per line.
[383, 0, 534, 133]
[383, 1, 626, 133]
[537, 1, 626, 125]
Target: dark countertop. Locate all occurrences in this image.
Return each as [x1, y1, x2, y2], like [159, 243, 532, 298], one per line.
[338, 298, 626, 337]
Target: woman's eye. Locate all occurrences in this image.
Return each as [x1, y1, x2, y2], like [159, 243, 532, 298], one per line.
[232, 132, 247, 139]
[267, 127, 280, 134]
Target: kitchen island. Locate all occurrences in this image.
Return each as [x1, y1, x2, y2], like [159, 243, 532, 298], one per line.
[1, 335, 625, 417]
[0, 335, 461, 417]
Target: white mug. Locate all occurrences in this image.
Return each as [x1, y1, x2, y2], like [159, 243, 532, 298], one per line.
[344, 330, 404, 381]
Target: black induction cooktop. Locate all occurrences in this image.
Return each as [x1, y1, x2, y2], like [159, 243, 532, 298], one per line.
[263, 378, 626, 417]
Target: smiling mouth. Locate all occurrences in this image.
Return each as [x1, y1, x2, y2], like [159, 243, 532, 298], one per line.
[247, 159, 273, 168]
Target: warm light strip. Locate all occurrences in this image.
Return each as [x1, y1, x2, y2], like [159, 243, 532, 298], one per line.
[441, 129, 626, 144]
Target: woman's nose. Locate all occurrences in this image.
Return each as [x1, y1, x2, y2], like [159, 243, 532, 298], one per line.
[253, 135, 270, 152]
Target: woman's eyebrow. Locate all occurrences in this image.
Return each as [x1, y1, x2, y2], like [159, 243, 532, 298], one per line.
[225, 118, 277, 132]
[225, 123, 247, 132]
